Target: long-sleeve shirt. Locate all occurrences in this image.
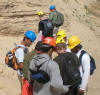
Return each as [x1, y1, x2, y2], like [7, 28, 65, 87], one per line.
[76, 49, 90, 90]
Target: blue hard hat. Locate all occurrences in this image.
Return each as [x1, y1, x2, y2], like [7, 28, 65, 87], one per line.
[25, 30, 36, 42]
[49, 5, 56, 10]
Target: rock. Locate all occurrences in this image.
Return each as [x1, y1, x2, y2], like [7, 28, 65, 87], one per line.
[0, 0, 50, 35]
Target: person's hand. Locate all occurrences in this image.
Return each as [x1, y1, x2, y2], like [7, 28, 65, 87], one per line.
[78, 89, 84, 95]
[18, 62, 23, 69]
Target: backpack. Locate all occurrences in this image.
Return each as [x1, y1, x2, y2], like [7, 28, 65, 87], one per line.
[79, 50, 96, 75]
[29, 60, 50, 84]
[54, 53, 81, 86]
[5, 47, 24, 70]
[55, 11, 64, 27]
[41, 19, 54, 37]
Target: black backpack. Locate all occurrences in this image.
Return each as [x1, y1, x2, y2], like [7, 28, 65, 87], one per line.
[54, 53, 81, 86]
[79, 50, 96, 75]
[41, 19, 54, 37]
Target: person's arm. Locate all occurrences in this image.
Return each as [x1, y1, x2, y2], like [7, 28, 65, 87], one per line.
[79, 53, 90, 91]
[49, 61, 68, 92]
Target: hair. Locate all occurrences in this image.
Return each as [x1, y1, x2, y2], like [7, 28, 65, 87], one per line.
[23, 36, 31, 42]
[75, 44, 82, 49]
[41, 43, 55, 53]
[56, 43, 66, 50]
[39, 14, 44, 18]
[35, 41, 43, 51]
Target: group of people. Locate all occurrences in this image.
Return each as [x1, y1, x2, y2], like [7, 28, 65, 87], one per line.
[38, 5, 64, 40]
[6, 5, 94, 95]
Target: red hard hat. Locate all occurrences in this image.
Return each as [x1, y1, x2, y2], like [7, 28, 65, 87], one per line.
[43, 37, 56, 48]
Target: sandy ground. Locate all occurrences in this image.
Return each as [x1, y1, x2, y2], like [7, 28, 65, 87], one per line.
[0, 0, 100, 95]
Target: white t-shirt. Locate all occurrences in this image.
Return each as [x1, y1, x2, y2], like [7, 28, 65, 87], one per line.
[15, 44, 27, 76]
[15, 44, 27, 63]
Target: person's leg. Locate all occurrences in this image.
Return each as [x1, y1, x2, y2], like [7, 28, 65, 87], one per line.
[17, 70, 23, 93]
[17, 75, 23, 90]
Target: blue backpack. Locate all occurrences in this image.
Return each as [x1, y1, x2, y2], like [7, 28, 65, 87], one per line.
[29, 61, 50, 84]
[79, 50, 96, 75]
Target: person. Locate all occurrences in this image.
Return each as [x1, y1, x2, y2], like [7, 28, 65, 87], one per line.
[28, 37, 69, 95]
[15, 30, 36, 92]
[22, 41, 43, 95]
[49, 5, 64, 38]
[56, 30, 71, 52]
[38, 11, 45, 41]
[68, 35, 90, 95]
[38, 11, 54, 41]
[23, 41, 43, 80]
[38, 11, 45, 21]
[54, 41, 81, 95]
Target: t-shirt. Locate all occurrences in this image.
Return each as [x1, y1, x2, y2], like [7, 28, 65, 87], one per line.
[15, 44, 27, 63]
[15, 44, 27, 76]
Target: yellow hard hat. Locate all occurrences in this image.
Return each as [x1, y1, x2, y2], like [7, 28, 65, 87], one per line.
[57, 30, 66, 38]
[38, 11, 44, 16]
[68, 35, 81, 49]
[56, 37, 66, 44]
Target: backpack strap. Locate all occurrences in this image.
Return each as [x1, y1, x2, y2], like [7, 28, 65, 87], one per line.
[29, 58, 50, 80]
[79, 50, 87, 63]
[79, 50, 87, 73]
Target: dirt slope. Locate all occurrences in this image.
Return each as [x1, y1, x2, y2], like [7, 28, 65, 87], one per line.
[0, 0, 100, 95]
